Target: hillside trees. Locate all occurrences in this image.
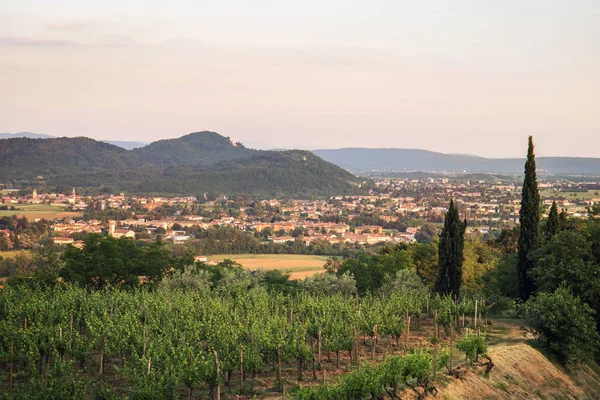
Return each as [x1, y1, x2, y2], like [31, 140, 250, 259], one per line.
[59, 234, 177, 288]
[435, 199, 467, 298]
[531, 221, 600, 326]
[525, 287, 599, 364]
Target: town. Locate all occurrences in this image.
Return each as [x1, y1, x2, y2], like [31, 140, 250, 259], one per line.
[2, 175, 599, 255]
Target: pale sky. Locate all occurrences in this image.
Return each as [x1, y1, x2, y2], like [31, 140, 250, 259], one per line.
[1, 1, 599, 157]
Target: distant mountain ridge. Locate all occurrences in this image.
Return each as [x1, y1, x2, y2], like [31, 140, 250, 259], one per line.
[312, 148, 600, 175]
[0, 132, 55, 140]
[0, 132, 359, 197]
[0, 132, 147, 149]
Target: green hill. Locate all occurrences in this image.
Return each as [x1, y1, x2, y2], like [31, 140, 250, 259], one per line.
[134, 131, 256, 166]
[0, 137, 139, 179]
[0, 132, 359, 197]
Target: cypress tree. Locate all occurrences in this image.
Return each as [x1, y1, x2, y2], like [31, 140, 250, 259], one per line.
[559, 209, 568, 229]
[545, 200, 560, 240]
[517, 136, 541, 301]
[435, 198, 467, 298]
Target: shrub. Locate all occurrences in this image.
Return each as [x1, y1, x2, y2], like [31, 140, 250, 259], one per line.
[456, 333, 487, 365]
[524, 287, 599, 365]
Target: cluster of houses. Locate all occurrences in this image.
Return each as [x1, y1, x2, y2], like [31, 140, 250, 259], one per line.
[2, 177, 600, 250]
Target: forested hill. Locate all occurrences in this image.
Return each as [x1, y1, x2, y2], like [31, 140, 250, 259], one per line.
[134, 131, 257, 166]
[313, 148, 600, 174]
[0, 137, 139, 179]
[0, 132, 360, 197]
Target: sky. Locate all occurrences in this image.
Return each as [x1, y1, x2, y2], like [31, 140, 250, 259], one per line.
[1, 1, 599, 158]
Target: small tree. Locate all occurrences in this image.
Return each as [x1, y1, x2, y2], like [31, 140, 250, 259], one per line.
[524, 287, 599, 365]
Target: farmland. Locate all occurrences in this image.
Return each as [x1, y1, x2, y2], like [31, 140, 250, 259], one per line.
[0, 204, 82, 219]
[0, 250, 30, 259]
[540, 189, 600, 201]
[209, 254, 328, 279]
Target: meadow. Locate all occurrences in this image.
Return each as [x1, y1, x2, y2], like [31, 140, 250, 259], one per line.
[0, 204, 82, 219]
[540, 189, 600, 201]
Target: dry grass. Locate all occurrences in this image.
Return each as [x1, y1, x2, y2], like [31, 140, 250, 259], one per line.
[209, 254, 328, 279]
[441, 320, 598, 400]
[0, 250, 30, 259]
[289, 269, 326, 280]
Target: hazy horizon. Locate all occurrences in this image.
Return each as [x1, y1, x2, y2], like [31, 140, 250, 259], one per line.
[2, 1, 598, 158]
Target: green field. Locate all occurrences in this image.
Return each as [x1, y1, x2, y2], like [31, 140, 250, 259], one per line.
[0, 204, 82, 219]
[540, 189, 600, 201]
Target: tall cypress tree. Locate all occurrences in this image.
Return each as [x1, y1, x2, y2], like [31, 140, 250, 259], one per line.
[435, 198, 467, 298]
[518, 136, 541, 301]
[545, 200, 560, 240]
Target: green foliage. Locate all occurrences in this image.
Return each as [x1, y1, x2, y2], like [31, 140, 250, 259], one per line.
[0, 137, 139, 180]
[524, 287, 599, 365]
[531, 223, 600, 325]
[134, 131, 255, 167]
[518, 136, 541, 301]
[481, 254, 520, 316]
[545, 200, 561, 241]
[59, 234, 177, 288]
[160, 265, 212, 291]
[299, 272, 357, 297]
[0, 132, 361, 197]
[461, 239, 499, 297]
[435, 199, 467, 298]
[380, 268, 426, 297]
[294, 351, 433, 400]
[456, 333, 487, 365]
[336, 244, 415, 294]
[10, 359, 86, 400]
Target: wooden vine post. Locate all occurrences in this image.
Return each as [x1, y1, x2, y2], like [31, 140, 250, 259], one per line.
[142, 316, 147, 357]
[239, 346, 244, 389]
[9, 338, 13, 390]
[371, 324, 378, 361]
[213, 350, 220, 400]
[433, 310, 438, 380]
[277, 344, 282, 391]
[450, 325, 454, 373]
[405, 307, 410, 349]
[317, 329, 322, 366]
[474, 300, 478, 330]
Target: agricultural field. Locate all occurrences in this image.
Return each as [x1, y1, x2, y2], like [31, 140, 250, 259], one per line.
[209, 254, 328, 279]
[540, 189, 600, 201]
[0, 250, 30, 259]
[0, 204, 82, 220]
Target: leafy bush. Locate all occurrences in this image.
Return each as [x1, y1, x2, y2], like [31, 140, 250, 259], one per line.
[524, 287, 599, 365]
[380, 268, 426, 297]
[456, 333, 487, 365]
[294, 351, 433, 400]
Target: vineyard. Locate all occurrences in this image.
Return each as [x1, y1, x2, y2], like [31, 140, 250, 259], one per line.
[0, 285, 490, 399]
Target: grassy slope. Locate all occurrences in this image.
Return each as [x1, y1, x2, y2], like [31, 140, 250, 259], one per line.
[440, 320, 600, 400]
